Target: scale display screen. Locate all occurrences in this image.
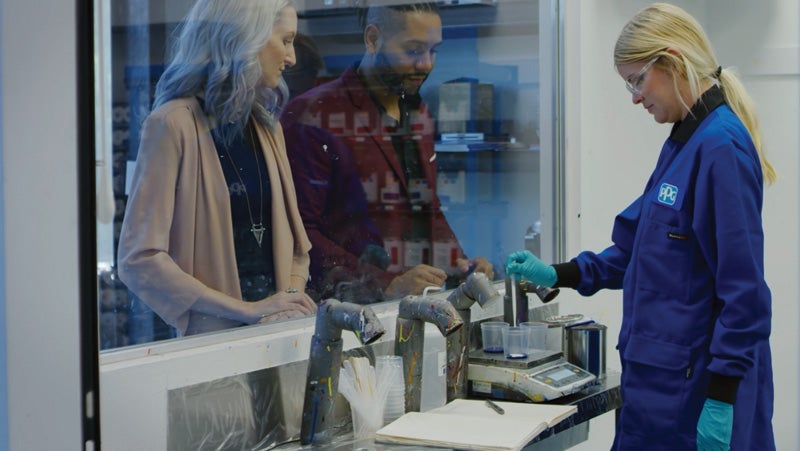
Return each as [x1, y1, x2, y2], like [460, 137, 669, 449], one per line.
[531, 363, 595, 389]
[546, 368, 575, 381]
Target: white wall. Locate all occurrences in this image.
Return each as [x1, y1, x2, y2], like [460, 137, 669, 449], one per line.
[561, 0, 799, 449]
[0, 0, 85, 450]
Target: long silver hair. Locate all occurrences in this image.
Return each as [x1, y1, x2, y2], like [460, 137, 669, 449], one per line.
[154, 0, 293, 144]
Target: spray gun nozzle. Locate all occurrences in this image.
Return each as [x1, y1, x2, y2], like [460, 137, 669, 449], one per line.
[534, 285, 560, 303]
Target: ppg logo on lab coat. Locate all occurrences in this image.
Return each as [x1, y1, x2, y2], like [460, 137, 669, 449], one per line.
[658, 183, 678, 205]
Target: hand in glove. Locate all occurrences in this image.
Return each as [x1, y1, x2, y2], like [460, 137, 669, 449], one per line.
[697, 398, 733, 451]
[505, 250, 557, 287]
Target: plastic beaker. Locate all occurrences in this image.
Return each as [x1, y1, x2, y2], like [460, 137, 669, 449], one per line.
[502, 326, 529, 359]
[521, 321, 548, 351]
[481, 321, 510, 353]
[376, 355, 405, 424]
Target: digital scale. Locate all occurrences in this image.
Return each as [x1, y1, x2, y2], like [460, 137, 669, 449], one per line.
[467, 348, 596, 403]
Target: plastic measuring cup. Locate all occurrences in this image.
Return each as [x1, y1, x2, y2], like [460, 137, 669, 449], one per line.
[521, 321, 548, 351]
[481, 321, 510, 353]
[502, 326, 529, 359]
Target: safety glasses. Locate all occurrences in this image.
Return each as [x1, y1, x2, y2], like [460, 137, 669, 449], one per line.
[625, 57, 659, 95]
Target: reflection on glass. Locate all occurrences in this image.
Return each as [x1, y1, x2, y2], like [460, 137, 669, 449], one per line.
[114, 0, 318, 341]
[282, 2, 495, 305]
[97, 0, 557, 350]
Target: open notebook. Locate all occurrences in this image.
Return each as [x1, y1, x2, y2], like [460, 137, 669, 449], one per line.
[375, 399, 577, 451]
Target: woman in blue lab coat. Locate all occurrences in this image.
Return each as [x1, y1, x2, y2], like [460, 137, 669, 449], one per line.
[506, 3, 775, 450]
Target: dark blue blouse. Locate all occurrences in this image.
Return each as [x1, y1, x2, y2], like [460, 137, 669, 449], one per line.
[213, 121, 275, 301]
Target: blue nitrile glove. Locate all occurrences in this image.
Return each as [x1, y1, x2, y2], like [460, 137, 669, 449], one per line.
[697, 398, 733, 451]
[505, 250, 557, 287]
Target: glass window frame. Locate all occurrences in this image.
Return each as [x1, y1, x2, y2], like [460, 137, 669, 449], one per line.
[90, 0, 566, 353]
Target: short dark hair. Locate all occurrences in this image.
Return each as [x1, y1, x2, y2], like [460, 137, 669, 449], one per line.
[357, 1, 440, 31]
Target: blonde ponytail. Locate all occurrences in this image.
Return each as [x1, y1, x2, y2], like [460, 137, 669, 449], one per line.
[717, 68, 777, 184]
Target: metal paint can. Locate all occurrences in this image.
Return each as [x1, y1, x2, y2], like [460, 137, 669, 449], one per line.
[566, 323, 607, 381]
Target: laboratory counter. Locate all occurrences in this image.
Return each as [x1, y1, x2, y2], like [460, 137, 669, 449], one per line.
[271, 371, 621, 451]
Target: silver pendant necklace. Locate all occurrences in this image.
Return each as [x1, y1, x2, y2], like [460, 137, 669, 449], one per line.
[221, 120, 265, 247]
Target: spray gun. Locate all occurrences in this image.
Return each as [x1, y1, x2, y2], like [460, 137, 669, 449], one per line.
[395, 293, 463, 413]
[446, 272, 503, 401]
[300, 299, 385, 445]
[504, 275, 560, 326]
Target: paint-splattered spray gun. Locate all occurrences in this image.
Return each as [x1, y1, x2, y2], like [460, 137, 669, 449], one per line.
[300, 299, 385, 445]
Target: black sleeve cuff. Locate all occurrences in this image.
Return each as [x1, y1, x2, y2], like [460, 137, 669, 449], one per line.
[552, 261, 580, 289]
[706, 373, 740, 404]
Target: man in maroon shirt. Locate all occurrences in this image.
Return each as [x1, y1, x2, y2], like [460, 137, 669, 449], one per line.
[281, 1, 493, 303]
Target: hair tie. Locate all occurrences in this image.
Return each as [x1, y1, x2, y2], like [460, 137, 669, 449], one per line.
[714, 66, 722, 79]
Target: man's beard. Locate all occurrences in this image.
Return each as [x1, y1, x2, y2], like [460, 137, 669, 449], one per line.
[373, 51, 428, 97]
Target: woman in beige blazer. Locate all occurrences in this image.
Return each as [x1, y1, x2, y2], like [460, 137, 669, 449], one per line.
[118, 0, 316, 336]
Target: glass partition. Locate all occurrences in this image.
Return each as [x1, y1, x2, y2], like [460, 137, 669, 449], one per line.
[96, 0, 564, 350]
